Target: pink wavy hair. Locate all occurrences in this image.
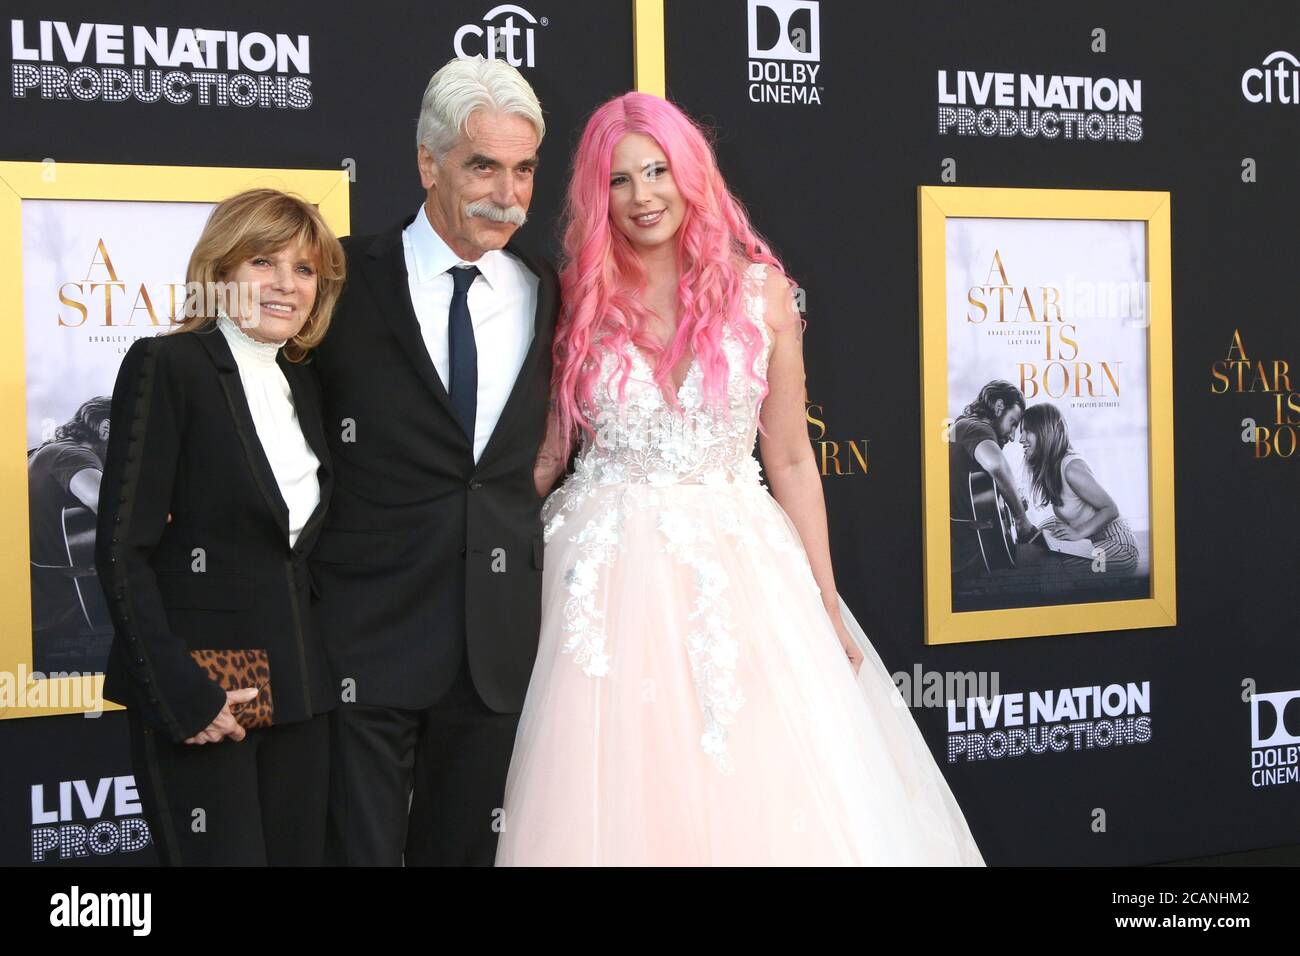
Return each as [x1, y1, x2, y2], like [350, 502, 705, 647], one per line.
[551, 91, 788, 448]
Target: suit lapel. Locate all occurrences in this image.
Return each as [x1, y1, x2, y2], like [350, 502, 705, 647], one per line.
[357, 218, 556, 467]
[359, 217, 468, 450]
[279, 353, 332, 545]
[195, 326, 291, 541]
[279, 358, 331, 478]
[476, 238, 557, 466]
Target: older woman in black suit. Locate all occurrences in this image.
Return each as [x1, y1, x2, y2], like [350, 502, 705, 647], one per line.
[96, 188, 345, 865]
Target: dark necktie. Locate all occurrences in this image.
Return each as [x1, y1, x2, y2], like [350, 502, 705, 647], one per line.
[447, 264, 480, 441]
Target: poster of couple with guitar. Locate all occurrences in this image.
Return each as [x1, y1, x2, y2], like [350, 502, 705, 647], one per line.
[919, 187, 1176, 645]
[22, 197, 217, 678]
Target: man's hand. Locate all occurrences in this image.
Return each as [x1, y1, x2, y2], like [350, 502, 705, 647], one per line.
[184, 687, 259, 745]
[1015, 515, 1039, 543]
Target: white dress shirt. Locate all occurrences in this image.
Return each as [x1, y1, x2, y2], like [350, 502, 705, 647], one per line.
[216, 314, 321, 548]
[401, 203, 538, 462]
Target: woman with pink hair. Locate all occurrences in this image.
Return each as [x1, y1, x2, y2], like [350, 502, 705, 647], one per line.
[495, 92, 985, 865]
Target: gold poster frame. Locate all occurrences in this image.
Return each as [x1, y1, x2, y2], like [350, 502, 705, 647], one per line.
[918, 185, 1176, 644]
[0, 162, 350, 719]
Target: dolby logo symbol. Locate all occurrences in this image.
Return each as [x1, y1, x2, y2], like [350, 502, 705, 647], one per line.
[1251, 688, 1300, 748]
[747, 0, 820, 62]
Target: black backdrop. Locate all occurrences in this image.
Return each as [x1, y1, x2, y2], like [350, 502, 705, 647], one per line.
[2, 0, 1298, 866]
[668, 0, 1300, 865]
[0, 0, 633, 867]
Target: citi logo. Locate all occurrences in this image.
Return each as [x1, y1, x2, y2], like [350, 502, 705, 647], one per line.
[747, 0, 819, 62]
[454, 4, 543, 69]
[1241, 51, 1300, 104]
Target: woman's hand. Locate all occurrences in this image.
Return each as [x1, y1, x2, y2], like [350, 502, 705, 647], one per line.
[832, 614, 863, 676]
[1052, 525, 1086, 541]
[534, 462, 560, 501]
[1015, 515, 1039, 542]
[183, 687, 259, 745]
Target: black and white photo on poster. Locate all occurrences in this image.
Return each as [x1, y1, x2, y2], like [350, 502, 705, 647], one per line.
[22, 198, 212, 675]
[945, 216, 1151, 613]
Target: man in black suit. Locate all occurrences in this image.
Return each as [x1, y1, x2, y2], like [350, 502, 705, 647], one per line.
[309, 56, 558, 865]
[949, 380, 1034, 582]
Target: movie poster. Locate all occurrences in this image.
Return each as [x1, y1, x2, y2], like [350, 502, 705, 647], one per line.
[944, 216, 1152, 614]
[22, 198, 213, 676]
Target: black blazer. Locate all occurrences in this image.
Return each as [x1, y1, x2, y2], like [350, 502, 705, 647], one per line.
[96, 326, 336, 743]
[308, 215, 558, 713]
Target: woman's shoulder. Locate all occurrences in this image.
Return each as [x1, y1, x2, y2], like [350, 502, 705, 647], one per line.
[1059, 450, 1091, 478]
[119, 327, 215, 381]
[731, 255, 777, 286]
[735, 258, 798, 337]
[126, 326, 206, 351]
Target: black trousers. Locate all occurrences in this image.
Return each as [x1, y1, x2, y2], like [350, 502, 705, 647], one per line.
[125, 706, 331, 866]
[324, 647, 521, 866]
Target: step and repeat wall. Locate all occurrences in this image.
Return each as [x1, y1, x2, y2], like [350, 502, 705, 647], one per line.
[1, 0, 1297, 866]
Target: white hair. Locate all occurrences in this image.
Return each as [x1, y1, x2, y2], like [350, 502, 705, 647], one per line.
[416, 56, 545, 164]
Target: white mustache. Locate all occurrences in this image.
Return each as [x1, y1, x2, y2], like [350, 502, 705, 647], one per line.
[465, 199, 527, 226]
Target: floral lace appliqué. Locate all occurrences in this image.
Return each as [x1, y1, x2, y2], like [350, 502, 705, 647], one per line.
[657, 509, 746, 774]
[549, 262, 776, 771]
[557, 502, 625, 677]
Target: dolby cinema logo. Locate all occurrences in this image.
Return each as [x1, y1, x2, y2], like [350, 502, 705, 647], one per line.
[746, 0, 822, 106]
[1249, 687, 1300, 789]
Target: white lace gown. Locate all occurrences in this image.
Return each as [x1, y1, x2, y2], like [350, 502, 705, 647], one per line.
[495, 262, 986, 866]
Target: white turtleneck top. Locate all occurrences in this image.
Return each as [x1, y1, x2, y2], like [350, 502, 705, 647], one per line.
[216, 314, 321, 548]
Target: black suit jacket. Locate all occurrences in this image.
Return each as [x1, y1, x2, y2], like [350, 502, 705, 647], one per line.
[96, 327, 336, 743]
[308, 215, 558, 712]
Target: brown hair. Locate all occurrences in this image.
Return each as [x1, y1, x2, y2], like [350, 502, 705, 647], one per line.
[1021, 402, 1073, 509]
[171, 188, 346, 362]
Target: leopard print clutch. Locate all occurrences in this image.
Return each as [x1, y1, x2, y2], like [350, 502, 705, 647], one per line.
[189, 648, 274, 729]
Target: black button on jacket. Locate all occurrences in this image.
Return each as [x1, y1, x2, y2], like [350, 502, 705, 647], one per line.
[307, 221, 558, 713]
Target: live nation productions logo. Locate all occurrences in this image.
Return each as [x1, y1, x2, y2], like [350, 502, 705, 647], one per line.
[1249, 688, 1300, 789]
[745, 0, 821, 105]
[946, 680, 1152, 764]
[937, 69, 1143, 142]
[10, 19, 314, 109]
[31, 776, 152, 862]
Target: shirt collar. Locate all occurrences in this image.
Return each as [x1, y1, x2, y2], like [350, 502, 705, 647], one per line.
[405, 203, 502, 290]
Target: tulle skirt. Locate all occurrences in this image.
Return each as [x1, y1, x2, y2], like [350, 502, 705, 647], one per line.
[495, 479, 986, 866]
